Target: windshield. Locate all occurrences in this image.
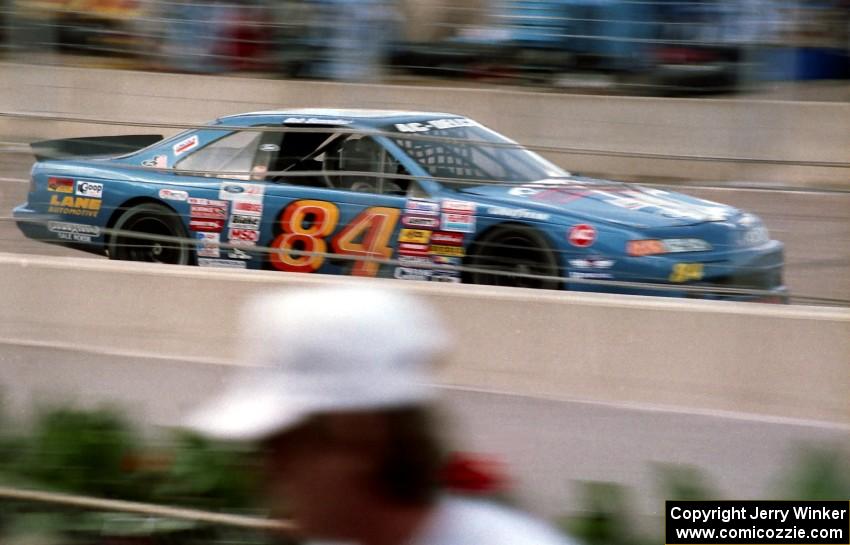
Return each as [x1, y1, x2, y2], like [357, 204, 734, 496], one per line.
[390, 123, 568, 189]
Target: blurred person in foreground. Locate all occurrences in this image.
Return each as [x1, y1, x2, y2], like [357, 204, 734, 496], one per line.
[187, 286, 572, 545]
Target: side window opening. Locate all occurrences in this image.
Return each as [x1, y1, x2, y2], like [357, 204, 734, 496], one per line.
[322, 134, 411, 196]
[266, 129, 413, 196]
[175, 130, 263, 180]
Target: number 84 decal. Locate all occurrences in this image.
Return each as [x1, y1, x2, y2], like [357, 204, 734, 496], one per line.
[270, 200, 400, 277]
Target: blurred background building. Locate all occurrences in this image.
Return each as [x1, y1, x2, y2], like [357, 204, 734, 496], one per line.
[0, 0, 847, 94]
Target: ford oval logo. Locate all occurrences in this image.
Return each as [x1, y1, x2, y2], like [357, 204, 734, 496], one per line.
[224, 185, 245, 194]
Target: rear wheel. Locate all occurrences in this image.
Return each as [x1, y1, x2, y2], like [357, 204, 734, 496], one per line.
[465, 225, 561, 290]
[108, 203, 192, 265]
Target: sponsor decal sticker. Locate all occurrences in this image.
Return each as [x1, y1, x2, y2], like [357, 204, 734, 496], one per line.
[47, 177, 74, 193]
[191, 205, 227, 220]
[219, 182, 265, 203]
[568, 258, 615, 269]
[486, 207, 550, 221]
[393, 267, 431, 281]
[233, 201, 263, 216]
[405, 199, 440, 216]
[395, 118, 478, 133]
[442, 199, 476, 214]
[75, 181, 103, 199]
[141, 155, 168, 168]
[430, 244, 465, 257]
[172, 135, 199, 155]
[48, 195, 101, 217]
[669, 263, 704, 283]
[229, 214, 261, 230]
[229, 228, 260, 246]
[430, 271, 461, 283]
[198, 258, 247, 269]
[430, 231, 464, 246]
[568, 224, 596, 248]
[228, 247, 252, 260]
[402, 215, 440, 229]
[398, 228, 432, 245]
[284, 117, 352, 125]
[195, 232, 221, 258]
[398, 242, 430, 257]
[441, 213, 475, 233]
[568, 272, 613, 280]
[47, 221, 100, 242]
[187, 197, 227, 206]
[158, 188, 188, 201]
[431, 255, 461, 267]
[398, 255, 431, 267]
[605, 190, 730, 222]
[189, 218, 224, 232]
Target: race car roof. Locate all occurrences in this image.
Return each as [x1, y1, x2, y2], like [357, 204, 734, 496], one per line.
[216, 108, 464, 129]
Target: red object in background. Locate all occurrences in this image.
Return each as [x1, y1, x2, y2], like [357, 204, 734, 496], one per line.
[440, 452, 510, 494]
[655, 47, 719, 65]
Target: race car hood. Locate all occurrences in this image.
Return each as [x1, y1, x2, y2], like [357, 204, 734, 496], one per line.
[458, 178, 740, 229]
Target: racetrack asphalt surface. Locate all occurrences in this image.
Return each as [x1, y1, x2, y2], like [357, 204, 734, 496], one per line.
[1, 150, 848, 305]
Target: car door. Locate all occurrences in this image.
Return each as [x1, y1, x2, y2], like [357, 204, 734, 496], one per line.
[257, 128, 416, 279]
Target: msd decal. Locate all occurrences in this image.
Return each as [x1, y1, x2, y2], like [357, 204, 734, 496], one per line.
[568, 224, 596, 248]
[229, 228, 260, 246]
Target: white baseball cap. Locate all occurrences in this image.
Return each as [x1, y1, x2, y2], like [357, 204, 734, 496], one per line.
[186, 286, 449, 441]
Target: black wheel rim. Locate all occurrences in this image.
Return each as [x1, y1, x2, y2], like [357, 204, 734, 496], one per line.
[115, 215, 185, 264]
[472, 233, 557, 289]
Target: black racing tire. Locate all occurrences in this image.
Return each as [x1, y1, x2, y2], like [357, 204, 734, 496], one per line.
[465, 224, 561, 290]
[108, 203, 193, 265]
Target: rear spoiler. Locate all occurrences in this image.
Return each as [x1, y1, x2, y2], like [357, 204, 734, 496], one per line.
[31, 135, 163, 161]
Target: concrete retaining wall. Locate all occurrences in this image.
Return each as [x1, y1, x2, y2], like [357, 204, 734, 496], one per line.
[1, 63, 848, 186]
[0, 252, 847, 426]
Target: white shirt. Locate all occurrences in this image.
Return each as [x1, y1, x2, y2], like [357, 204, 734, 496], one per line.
[408, 497, 575, 545]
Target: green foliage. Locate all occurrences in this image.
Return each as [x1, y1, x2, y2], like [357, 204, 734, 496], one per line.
[0, 405, 266, 544]
[652, 462, 718, 501]
[12, 406, 141, 499]
[777, 444, 850, 500]
[152, 431, 261, 511]
[563, 482, 646, 545]
[1, 403, 848, 545]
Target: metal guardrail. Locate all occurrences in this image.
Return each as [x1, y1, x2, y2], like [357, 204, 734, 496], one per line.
[0, 486, 292, 532]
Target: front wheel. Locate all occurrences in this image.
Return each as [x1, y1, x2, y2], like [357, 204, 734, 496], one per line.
[464, 225, 561, 290]
[108, 203, 193, 265]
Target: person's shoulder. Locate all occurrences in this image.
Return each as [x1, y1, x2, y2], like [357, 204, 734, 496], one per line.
[421, 497, 577, 545]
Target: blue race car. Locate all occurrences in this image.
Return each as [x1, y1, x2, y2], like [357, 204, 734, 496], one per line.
[14, 109, 786, 300]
